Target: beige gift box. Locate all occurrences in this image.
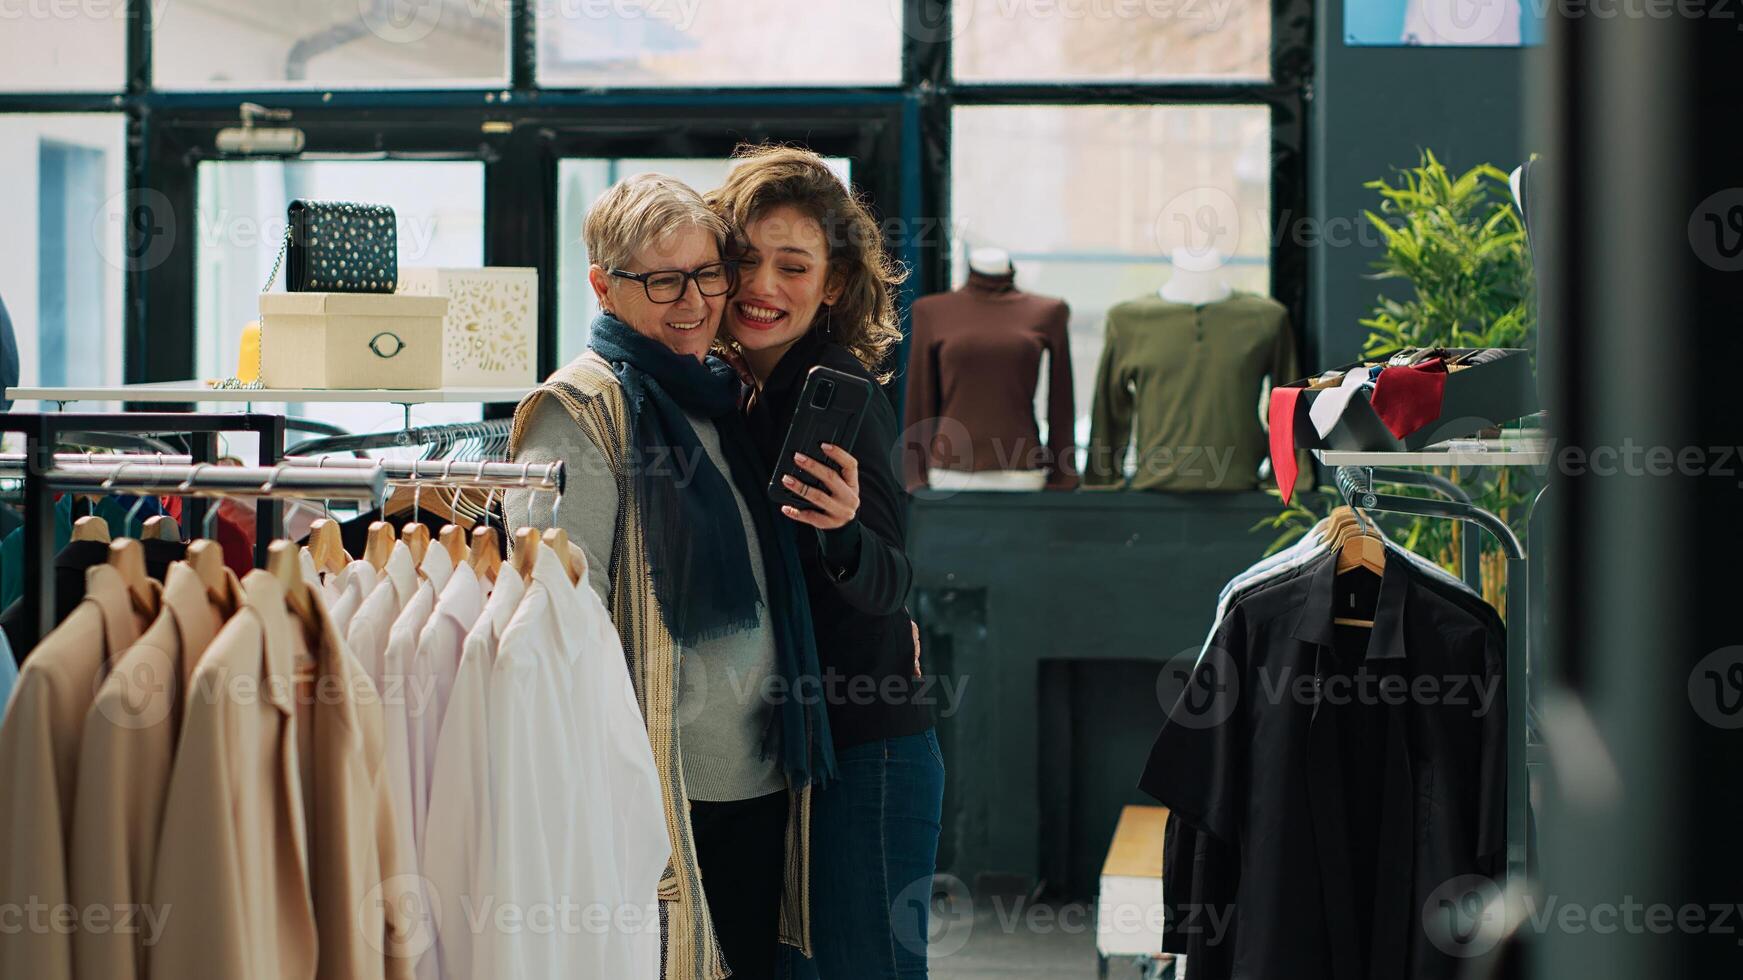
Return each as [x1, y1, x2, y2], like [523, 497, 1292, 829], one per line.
[258, 292, 449, 389]
[396, 266, 538, 387]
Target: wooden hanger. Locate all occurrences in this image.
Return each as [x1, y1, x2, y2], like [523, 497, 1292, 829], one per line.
[469, 526, 503, 585]
[184, 539, 233, 608]
[267, 540, 320, 693]
[266, 539, 316, 622]
[511, 527, 540, 582]
[107, 538, 160, 619]
[383, 485, 476, 530]
[307, 518, 351, 575]
[363, 521, 396, 572]
[401, 522, 431, 569]
[438, 524, 468, 570]
[142, 515, 181, 541]
[72, 515, 111, 542]
[541, 528, 581, 586]
[1331, 507, 1385, 628]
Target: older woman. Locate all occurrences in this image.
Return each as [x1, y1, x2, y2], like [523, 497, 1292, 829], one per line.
[506, 173, 837, 980]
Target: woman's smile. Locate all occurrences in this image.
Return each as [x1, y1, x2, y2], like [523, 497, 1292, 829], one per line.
[732, 301, 788, 329]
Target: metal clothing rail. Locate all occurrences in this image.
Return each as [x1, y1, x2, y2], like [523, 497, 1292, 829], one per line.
[0, 452, 195, 473]
[278, 457, 564, 494]
[1358, 466, 1483, 591]
[1335, 463, 1532, 890]
[43, 463, 386, 501]
[0, 413, 287, 650]
[285, 418, 512, 458]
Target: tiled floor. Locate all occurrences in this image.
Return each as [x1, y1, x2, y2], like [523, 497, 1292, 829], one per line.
[927, 900, 1173, 980]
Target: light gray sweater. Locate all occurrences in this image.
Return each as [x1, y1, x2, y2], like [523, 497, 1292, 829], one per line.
[505, 396, 784, 802]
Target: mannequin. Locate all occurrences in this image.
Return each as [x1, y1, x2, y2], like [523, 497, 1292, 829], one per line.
[904, 247, 1077, 492]
[967, 245, 1013, 277]
[1159, 247, 1234, 305]
[1088, 254, 1296, 491]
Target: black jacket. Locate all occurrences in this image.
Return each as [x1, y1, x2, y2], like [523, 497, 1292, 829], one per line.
[745, 329, 935, 750]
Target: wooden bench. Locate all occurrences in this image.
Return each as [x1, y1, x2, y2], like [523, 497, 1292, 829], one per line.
[1095, 804, 1176, 977]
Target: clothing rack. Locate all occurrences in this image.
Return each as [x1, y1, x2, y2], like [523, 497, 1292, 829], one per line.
[1, 413, 288, 648]
[285, 418, 512, 459]
[41, 462, 386, 500]
[279, 457, 564, 494]
[0, 412, 566, 650]
[0, 452, 194, 472]
[1332, 462, 1534, 890]
[1348, 466, 1485, 591]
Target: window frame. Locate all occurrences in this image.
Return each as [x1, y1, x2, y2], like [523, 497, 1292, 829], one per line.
[0, 0, 1313, 417]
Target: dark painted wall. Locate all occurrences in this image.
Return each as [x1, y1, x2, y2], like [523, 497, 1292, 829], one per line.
[910, 492, 1280, 898]
[1308, 0, 1532, 369]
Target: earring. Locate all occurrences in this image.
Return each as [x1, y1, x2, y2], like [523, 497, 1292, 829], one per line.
[820, 305, 833, 339]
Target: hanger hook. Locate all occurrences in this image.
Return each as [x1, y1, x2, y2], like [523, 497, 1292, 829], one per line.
[258, 461, 291, 497]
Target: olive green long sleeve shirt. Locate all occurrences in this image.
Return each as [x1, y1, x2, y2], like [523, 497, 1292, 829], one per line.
[1085, 292, 1300, 492]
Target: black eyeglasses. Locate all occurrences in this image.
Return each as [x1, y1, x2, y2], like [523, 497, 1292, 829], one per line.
[609, 260, 738, 303]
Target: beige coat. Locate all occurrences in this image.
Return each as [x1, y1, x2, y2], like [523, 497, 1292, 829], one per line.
[148, 570, 417, 980]
[0, 564, 155, 980]
[69, 560, 242, 979]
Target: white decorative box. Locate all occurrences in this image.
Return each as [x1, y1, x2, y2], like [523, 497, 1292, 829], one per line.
[396, 267, 538, 387]
[258, 292, 449, 389]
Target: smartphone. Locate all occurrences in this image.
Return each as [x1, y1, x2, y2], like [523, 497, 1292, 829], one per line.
[767, 366, 874, 512]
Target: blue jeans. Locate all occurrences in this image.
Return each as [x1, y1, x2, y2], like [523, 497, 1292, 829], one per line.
[795, 729, 946, 980]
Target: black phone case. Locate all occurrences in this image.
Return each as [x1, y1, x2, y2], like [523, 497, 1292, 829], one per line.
[766, 366, 874, 511]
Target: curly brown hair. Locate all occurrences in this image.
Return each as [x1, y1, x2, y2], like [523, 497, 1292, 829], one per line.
[706, 143, 908, 379]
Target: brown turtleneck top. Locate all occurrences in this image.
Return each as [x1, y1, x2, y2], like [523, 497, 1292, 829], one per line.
[901, 270, 1078, 491]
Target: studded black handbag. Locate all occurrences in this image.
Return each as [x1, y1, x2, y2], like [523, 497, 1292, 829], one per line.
[263, 199, 398, 293]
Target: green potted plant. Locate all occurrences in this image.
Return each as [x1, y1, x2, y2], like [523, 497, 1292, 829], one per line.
[1259, 150, 1537, 611]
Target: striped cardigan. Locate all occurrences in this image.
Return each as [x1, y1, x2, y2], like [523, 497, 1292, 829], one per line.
[508, 351, 813, 980]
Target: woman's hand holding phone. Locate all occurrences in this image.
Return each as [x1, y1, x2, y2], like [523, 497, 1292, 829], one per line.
[779, 442, 861, 530]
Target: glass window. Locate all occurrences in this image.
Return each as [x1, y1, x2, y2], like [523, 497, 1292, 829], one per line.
[0, 114, 127, 410]
[950, 104, 1272, 463]
[554, 155, 851, 364]
[951, 0, 1269, 82]
[155, 0, 507, 89]
[0, 4, 125, 91]
[196, 159, 486, 434]
[537, 0, 900, 87]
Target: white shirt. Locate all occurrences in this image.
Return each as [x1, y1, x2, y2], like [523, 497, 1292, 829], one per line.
[327, 560, 378, 638]
[410, 562, 483, 856]
[379, 545, 453, 980]
[346, 543, 418, 687]
[423, 567, 524, 980]
[488, 543, 667, 980]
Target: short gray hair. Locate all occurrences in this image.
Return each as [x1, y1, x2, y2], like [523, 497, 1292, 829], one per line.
[584, 172, 730, 272]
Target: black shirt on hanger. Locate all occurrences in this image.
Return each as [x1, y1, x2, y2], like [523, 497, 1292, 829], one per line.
[1140, 552, 1506, 980]
[1157, 542, 1512, 978]
[0, 538, 186, 653]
